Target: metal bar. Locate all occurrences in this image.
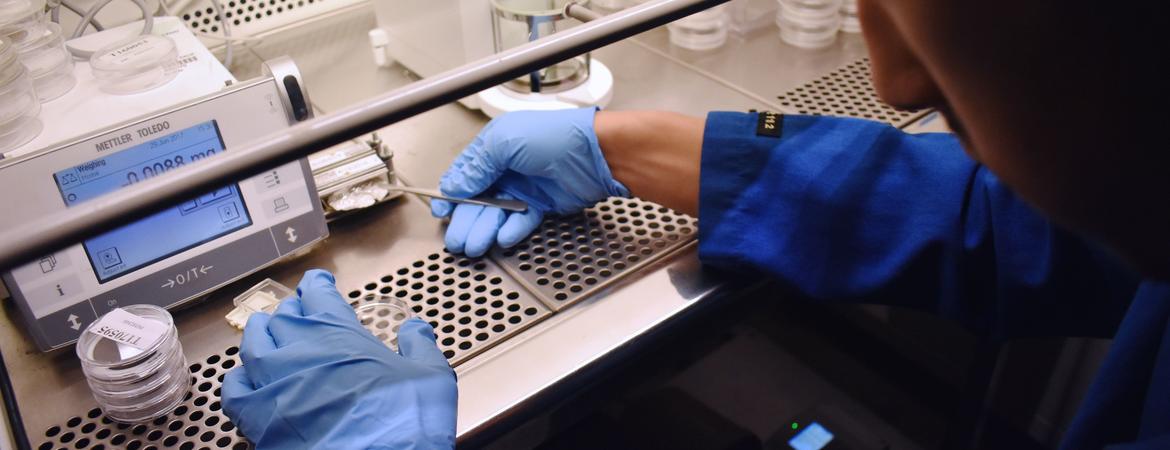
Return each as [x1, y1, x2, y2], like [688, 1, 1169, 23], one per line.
[565, 2, 604, 22]
[0, 0, 728, 270]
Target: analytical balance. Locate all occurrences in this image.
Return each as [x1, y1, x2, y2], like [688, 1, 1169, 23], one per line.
[0, 20, 327, 351]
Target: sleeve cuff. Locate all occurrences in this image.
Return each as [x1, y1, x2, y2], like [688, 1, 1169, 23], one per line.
[697, 112, 819, 269]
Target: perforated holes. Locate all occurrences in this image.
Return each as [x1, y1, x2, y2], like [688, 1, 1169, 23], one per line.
[776, 58, 920, 126]
[350, 250, 547, 365]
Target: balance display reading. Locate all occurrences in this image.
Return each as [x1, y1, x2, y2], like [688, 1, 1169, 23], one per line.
[53, 120, 253, 282]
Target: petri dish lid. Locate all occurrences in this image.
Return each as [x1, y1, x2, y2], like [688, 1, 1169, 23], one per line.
[76, 304, 176, 368]
[355, 298, 413, 351]
[0, 6, 43, 43]
[90, 34, 178, 92]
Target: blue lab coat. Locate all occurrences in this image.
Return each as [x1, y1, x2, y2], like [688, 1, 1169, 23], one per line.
[697, 112, 1170, 449]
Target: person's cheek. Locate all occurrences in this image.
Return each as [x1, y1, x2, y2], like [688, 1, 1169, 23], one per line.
[856, 0, 946, 110]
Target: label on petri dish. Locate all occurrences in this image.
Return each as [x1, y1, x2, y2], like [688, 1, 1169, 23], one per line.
[89, 308, 168, 352]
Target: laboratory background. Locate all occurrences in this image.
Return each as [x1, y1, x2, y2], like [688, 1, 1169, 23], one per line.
[0, 0, 1116, 449]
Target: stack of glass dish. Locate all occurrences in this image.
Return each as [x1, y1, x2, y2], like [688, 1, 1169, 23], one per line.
[0, 35, 40, 152]
[776, 0, 842, 49]
[667, 4, 729, 51]
[727, 0, 778, 37]
[840, 0, 859, 33]
[76, 305, 192, 423]
[0, 0, 76, 101]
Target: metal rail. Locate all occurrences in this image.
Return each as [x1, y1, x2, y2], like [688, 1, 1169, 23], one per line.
[0, 0, 728, 270]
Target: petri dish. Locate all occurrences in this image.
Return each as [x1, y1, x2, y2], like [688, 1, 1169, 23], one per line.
[668, 6, 729, 51]
[11, 21, 75, 100]
[355, 297, 413, 351]
[0, 5, 43, 43]
[0, 37, 41, 152]
[30, 54, 74, 100]
[0, 0, 33, 17]
[775, 0, 842, 48]
[777, 0, 841, 18]
[76, 304, 191, 423]
[90, 34, 179, 95]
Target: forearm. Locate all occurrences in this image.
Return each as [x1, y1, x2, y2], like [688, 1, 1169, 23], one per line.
[595, 110, 703, 216]
[696, 112, 1137, 338]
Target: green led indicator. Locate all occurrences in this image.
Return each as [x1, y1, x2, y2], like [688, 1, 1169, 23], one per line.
[792, 422, 799, 430]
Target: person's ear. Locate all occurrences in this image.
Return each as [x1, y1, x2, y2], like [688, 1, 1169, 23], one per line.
[857, 0, 944, 110]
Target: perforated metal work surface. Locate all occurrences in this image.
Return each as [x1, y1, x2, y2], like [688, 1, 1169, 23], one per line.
[179, 0, 364, 36]
[37, 349, 248, 450]
[35, 252, 550, 449]
[344, 251, 552, 364]
[491, 197, 698, 311]
[776, 58, 926, 127]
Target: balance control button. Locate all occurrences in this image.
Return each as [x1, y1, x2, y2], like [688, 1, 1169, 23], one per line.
[36, 301, 98, 347]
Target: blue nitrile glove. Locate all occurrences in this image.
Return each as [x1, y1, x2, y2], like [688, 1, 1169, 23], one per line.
[221, 269, 457, 450]
[431, 107, 630, 257]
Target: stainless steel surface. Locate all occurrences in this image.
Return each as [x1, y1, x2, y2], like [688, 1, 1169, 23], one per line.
[775, 58, 926, 127]
[390, 186, 529, 212]
[0, 0, 733, 271]
[0, 1, 887, 445]
[344, 250, 551, 366]
[628, 23, 870, 113]
[491, 197, 697, 310]
[37, 349, 248, 450]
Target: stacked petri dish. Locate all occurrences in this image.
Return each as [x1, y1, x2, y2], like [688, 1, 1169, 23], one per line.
[0, 2, 75, 101]
[0, 36, 41, 152]
[77, 305, 192, 423]
[667, 5, 729, 51]
[727, 0, 778, 37]
[775, 0, 842, 49]
[840, 0, 859, 33]
[12, 21, 74, 100]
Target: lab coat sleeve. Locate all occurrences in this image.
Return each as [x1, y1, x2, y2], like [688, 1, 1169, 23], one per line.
[698, 112, 1139, 339]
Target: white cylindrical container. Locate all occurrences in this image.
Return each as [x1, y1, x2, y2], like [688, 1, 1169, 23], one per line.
[77, 305, 192, 423]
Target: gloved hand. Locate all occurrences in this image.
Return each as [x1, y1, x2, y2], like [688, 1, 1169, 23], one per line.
[432, 107, 629, 257]
[221, 269, 457, 450]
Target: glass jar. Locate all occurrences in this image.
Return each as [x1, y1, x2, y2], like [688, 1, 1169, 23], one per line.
[491, 0, 592, 94]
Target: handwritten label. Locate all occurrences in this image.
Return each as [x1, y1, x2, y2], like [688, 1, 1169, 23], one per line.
[89, 308, 167, 352]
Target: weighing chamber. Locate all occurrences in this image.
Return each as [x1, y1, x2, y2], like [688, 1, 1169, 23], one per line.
[0, 1, 968, 449]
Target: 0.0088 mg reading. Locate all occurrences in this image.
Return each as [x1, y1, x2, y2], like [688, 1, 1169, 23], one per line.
[124, 148, 217, 184]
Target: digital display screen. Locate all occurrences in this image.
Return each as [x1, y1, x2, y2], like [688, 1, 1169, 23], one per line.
[53, 120, 252, 283]
[789, 422, 834, 450]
